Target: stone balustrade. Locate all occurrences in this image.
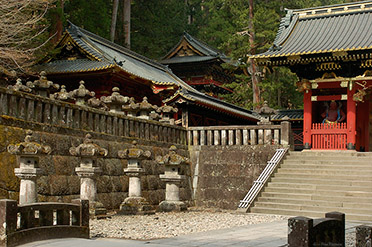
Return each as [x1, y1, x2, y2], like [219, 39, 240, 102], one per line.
[0, 86, 186, 145]
[0, 199, 89, 246]
[188, 121, 291, 147]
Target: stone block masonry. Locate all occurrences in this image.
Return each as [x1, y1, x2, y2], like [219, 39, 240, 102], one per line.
[189, 145, 280, 209]
[0, 125, 190, 210]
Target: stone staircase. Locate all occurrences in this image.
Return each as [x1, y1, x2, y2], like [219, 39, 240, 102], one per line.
[250, 151, 372, 222]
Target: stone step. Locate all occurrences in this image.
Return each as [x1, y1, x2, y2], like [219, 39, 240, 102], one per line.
[273, 172, 372, 181]
[270, 177, 372, 187]
[266, 182, 372, 192]
[256, 197, 372, 209]
[282, 159, 372, 166]
[264, 187, 372, 197]
[250, 207, 372, 222]
[288, 151, 372, 158]
[253, 202, 372, 215]
[260, 192, 372, 203]
[281, 163, 372, 170]
[277, 167, 372, 176]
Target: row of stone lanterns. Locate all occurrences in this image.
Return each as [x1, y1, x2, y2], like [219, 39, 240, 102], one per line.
[7, 131, 189, 215]
[9, 72, 178, 125]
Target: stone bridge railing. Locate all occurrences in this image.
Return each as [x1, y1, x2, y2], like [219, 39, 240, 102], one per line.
[0, 87, 186, 145]
[0, 199, 89, 247]
[188, 121, 291, 146]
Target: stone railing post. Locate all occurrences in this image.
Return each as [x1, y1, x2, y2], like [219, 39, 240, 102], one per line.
[7, 130, 51, 204]
[156, 145, 189, 212]
[281, 117, 291, 148]
[117, 141, 153, 215]
[70, 134, 108, 215]
[0, 199, 18, 239]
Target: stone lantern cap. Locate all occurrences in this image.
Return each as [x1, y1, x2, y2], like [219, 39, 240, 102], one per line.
[157, 104, 178, 114]
[87, 97, 108, 111]
[7, 79, 32, 93]
[69, 81, 95, 105]
[69, 134, 108, 158]
[26, 71, 60, 93]
[139, 97, 158, 112]
[118, 141, 151, 160]
[50, 85, 74, 102]
[7, 130, 51, 157]
[258, 101, 277, 116]
[101, 87, 129, 111]
[122, 97, 140, 115]
[156, 146, 189, 167]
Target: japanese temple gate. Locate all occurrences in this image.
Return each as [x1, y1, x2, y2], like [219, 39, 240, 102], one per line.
[251, 1, 372, 151]
[302, 76, 371, 151]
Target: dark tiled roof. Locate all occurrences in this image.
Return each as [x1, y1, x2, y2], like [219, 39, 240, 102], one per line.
[34, 59, 114, 74]
[161, 32, 230, 64]
[271, 109, 303, 121]
[38, 22, 196, 90]
[164, 88, 260, 121]
[252, 1, 372, 61]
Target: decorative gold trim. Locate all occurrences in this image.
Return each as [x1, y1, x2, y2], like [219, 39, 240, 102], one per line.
[287, 55, 301, 61]
[340, 81, 348, 88]
[341, 94, 348, 100]
[311, 96, 318, 101]
[332, 51, 348, 57]
[163, 89, 196, 103]
[311, 82, 318, 89]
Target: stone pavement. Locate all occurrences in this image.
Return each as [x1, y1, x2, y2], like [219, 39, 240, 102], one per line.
[19, 220, 361, 247]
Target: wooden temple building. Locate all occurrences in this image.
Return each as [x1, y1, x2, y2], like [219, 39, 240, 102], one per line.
[252, 1, 372, 151]
[161, 32, 234, 98]
[35, 22, 259, 126]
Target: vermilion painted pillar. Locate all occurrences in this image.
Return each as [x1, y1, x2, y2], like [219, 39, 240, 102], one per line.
[303, 90, 312, 149]
[347, 82, 356, 150]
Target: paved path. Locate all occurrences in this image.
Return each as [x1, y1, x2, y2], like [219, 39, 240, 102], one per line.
[19, 220, 361, 247]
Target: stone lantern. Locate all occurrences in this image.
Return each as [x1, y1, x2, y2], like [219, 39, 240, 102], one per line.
[138, 97, 158, 120]
[26, 71, 60, 97]
[69, 81, 95, 106]
[117, 141, 153, 215]
[69, 134, 108, 215]
[158, 104, 178, 125]
[7, 78, 32, 93]
[156, 145, 189, 212]
[101, 87, 129, 114]
[50, 85, 74, 103]
[7, 130, 51, 204]
[258, 101, 277, 125]
[122, 97, 140, 117]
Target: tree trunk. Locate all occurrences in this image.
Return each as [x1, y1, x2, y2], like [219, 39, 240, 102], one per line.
[110, 0, 120, 42]
[248, 0, 261, 108]
[123, 0, 131, 48]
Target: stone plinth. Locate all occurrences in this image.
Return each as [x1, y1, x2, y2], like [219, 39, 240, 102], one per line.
[7, 130, 51, 204]
[70, 134, 108, 215]
[156, 145, 189, 212]
[117, 141, 153, 215]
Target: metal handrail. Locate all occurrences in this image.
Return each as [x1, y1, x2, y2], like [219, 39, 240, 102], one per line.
[238, 148, 288, 209]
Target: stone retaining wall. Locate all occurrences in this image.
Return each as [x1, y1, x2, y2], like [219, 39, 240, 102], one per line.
[0, 122, 190, 210]
[189, 145, 280, 210]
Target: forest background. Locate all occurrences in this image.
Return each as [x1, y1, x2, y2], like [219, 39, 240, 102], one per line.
[1, 0, 359, 110]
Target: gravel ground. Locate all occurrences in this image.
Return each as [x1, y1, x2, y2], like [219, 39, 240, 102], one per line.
[90, 208, 359, 246]
[90, 208, 287, 240]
